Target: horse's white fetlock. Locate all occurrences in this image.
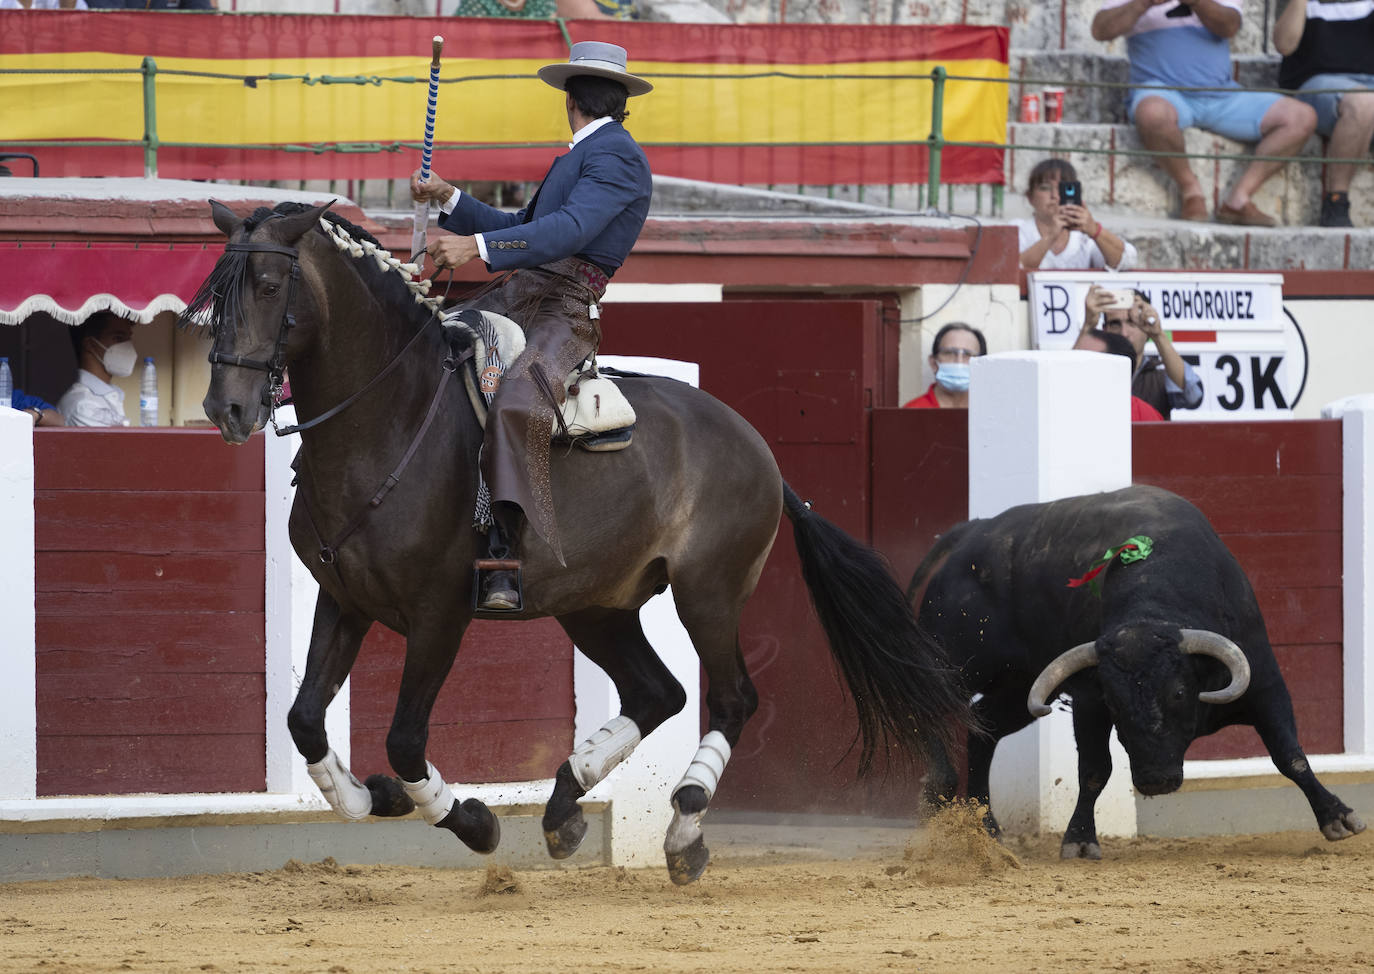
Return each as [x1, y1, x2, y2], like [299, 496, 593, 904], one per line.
[673, 731, 731, 802]
[307, 748, 373, 821]
[402, 761, 458, 826]
[570, 715, 642, 791]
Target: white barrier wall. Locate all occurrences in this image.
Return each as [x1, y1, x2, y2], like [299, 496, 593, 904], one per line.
[0, 409, 36, 801]
[970, 350, 1137, 837]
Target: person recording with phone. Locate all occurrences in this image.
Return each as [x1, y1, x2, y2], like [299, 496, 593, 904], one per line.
[1015, 159, 1138, 271]
[1080, 284, 1203, 419]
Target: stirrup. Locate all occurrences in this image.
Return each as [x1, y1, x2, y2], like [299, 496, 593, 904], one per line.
[473, 558, 523, 614]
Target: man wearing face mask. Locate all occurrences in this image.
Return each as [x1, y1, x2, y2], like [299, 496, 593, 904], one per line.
[903, 322, 987, 409]
[58, 311, 138, 427]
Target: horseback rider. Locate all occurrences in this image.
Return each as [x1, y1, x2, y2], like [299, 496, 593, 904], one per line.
[409, 41, 653, 612]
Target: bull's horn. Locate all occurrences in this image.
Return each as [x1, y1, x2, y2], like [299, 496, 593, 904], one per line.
[1027, 642, 1099, 718]
[1180, 629, 1251, 705]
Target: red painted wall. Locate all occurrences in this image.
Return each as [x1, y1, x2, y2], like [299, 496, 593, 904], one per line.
[34, 430, 266, 796]
[869, 411, 1345, 771]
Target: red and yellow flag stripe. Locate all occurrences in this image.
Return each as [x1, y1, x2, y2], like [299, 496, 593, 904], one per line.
[1, 13, 1008, 185]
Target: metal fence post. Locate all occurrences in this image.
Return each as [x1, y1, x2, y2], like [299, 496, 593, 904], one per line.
[927, 65, 946, 209]
[141, 56, 158, 178]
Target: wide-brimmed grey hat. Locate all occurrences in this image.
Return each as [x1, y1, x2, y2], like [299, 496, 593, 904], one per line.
[537, 41, 653, 97]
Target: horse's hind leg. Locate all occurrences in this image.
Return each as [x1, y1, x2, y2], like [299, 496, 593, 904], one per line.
[546, 608, 688, 860]
[288, 591, 409, 820]
[662, 589, 759, 885]
[384, 619, 500, 854]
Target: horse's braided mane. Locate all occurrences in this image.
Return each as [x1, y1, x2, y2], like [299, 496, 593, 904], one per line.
[179, 201, 440, 339]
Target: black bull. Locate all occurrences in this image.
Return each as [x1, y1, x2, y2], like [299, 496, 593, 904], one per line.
[908, 484, 1365, 859]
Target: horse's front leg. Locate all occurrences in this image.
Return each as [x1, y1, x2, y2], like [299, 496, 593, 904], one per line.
[386, 618, 501, 854]
[288, 591, 411, 819]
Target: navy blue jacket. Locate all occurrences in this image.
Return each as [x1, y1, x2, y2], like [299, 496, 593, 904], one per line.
[438, 121, 651, 277]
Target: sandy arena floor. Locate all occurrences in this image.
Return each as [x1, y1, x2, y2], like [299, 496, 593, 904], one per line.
[3, 806, 1372, 974]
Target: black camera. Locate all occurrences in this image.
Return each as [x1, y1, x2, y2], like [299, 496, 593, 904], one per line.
[1058, 180, 1082, 207]
[1165, 2, 1194, 18]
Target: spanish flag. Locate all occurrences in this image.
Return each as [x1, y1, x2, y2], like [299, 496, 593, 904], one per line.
[1, 13, 1007, 187]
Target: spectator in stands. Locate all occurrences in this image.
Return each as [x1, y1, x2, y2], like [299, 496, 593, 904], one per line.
[83, 0, 215, 7]
[1016, 158, 1138, 271]
[1275, 0, 1374, 227]
[1093, 0, 1317, 227]
[904, 322, 986, 409]
[0, 0, 88, 7]
[58, 311, 136, 427]
[1074, 327, 1165, 421]
[1082, 284, 1203, 418]
[7, 389, 64, 427]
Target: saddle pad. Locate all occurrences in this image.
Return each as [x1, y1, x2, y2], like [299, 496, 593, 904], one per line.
[446, 308, 636, 442]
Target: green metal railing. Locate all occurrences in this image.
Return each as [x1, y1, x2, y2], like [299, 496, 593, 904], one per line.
[4, 62, 1370, 217]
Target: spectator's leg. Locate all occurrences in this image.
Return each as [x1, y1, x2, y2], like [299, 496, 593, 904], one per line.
[1326, 91, 1374, 196]
[1223, 97, 1317, 211]
[1133, 96, 1205, 219]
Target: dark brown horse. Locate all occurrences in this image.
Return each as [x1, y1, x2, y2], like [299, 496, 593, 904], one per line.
[185, 199, 970, 884]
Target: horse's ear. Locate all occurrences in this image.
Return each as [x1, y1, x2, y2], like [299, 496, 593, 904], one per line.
[272, 200, 336, 247]
[209, 199, 242, 238]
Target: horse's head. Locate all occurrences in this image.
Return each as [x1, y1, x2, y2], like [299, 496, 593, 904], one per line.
[188, 199, 332, 444]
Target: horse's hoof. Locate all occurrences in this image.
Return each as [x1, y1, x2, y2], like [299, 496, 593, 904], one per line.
[439, 798, 501, 854]
[1321, 809, 1366, 841]
[1060, 841, 1102, 860]
[666, 835, 710, 885]
[364, 774, 416, 818]
[543, 809, 588, 860]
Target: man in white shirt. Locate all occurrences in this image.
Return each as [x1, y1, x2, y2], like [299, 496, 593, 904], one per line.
[1093, 0, 1316, 226]
[58, 312, 137, 427]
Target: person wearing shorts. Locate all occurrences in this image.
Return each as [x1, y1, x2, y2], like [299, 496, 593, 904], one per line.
[1093, 0, 1317, 226]
[1275, 0, 1374, 227]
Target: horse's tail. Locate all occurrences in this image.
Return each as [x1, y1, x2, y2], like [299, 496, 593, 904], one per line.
[781, 483, 973, 775]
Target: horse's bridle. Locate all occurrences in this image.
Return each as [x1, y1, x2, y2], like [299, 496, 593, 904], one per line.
[208, 240, 302, 418]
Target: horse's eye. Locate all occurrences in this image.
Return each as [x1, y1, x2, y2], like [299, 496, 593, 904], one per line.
[262, 284, 280, 298]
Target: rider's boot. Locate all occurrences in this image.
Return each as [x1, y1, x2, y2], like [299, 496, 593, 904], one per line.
[475, 503, 523, 612]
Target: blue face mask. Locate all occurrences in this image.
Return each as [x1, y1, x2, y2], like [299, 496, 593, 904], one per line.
[935, 362, 971, 393]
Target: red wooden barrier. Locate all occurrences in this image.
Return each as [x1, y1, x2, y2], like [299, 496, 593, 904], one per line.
[869, 410, 1345, 768]
[34, 430, 266, 796]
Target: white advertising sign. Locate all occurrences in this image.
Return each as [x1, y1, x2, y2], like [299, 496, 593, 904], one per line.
[1027, 271, 1304, 419]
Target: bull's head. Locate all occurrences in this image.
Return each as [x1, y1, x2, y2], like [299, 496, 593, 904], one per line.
[1026, 622, 1250, 795]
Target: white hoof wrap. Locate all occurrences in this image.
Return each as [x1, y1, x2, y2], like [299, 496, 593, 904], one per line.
[570, 715, 642, 791]
[402, 762, 458, 826]
[673, 731, 732, 801]
[306, 749, 372, 822]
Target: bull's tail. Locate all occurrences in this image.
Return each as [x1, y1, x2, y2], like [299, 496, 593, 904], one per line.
[904, 520, 974, 606]
[781, 483, 973, 774]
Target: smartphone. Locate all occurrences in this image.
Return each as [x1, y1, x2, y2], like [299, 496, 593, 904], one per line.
[1058, 180, 1082, 207]
[1102, 288, 1135, 311]
[1165, 2, 1194, 18]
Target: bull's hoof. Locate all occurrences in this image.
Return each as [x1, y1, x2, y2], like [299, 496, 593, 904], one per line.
[1060, 840, 1102, 860]
[364, 774, 416, 818]
[666, 835, 710, 886]
[439, 798, 501, 854]
[1321, 809, 1366, 841]
[543, 809, 588, 860]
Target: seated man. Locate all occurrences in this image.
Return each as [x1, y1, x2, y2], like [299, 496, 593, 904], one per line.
[58, 311, 137, 427]
[1083, 284, 1203, 419]
[1093, 0, 1316, 226]
[9, 388, 65, 427]
[1074, 327, 1166, 422]
[1275, 0, 1374, 227]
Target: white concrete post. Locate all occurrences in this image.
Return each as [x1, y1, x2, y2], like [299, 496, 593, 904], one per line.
[1321, 394, 1374, 757]
[262, 409, 336, 796]
[969, 350, 1137, 837]
[0, 410, 36, 800]
[574, 356, 702, 867]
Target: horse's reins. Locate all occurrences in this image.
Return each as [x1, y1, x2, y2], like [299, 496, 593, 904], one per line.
[213, 229, 473, 567]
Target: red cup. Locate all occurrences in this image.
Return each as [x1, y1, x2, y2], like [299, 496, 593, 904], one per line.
[1019, 93, 1041, 124]
[1043, 87, 1065, 124]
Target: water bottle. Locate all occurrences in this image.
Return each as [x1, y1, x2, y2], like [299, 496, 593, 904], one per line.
[0, 357, 12, 411]
[139, 356, 158, 427]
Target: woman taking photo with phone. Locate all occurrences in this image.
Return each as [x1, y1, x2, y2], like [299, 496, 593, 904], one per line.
[1015, 158, 1138, 271]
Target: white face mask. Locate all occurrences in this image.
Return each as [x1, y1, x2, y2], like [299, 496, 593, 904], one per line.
[95, 339, 138, 378]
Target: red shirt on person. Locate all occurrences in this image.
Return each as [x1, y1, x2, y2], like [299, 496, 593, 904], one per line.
[903, 384, 943, 409]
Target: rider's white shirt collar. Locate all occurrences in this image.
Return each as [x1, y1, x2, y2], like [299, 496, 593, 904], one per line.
[570, 116, 613, 149]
